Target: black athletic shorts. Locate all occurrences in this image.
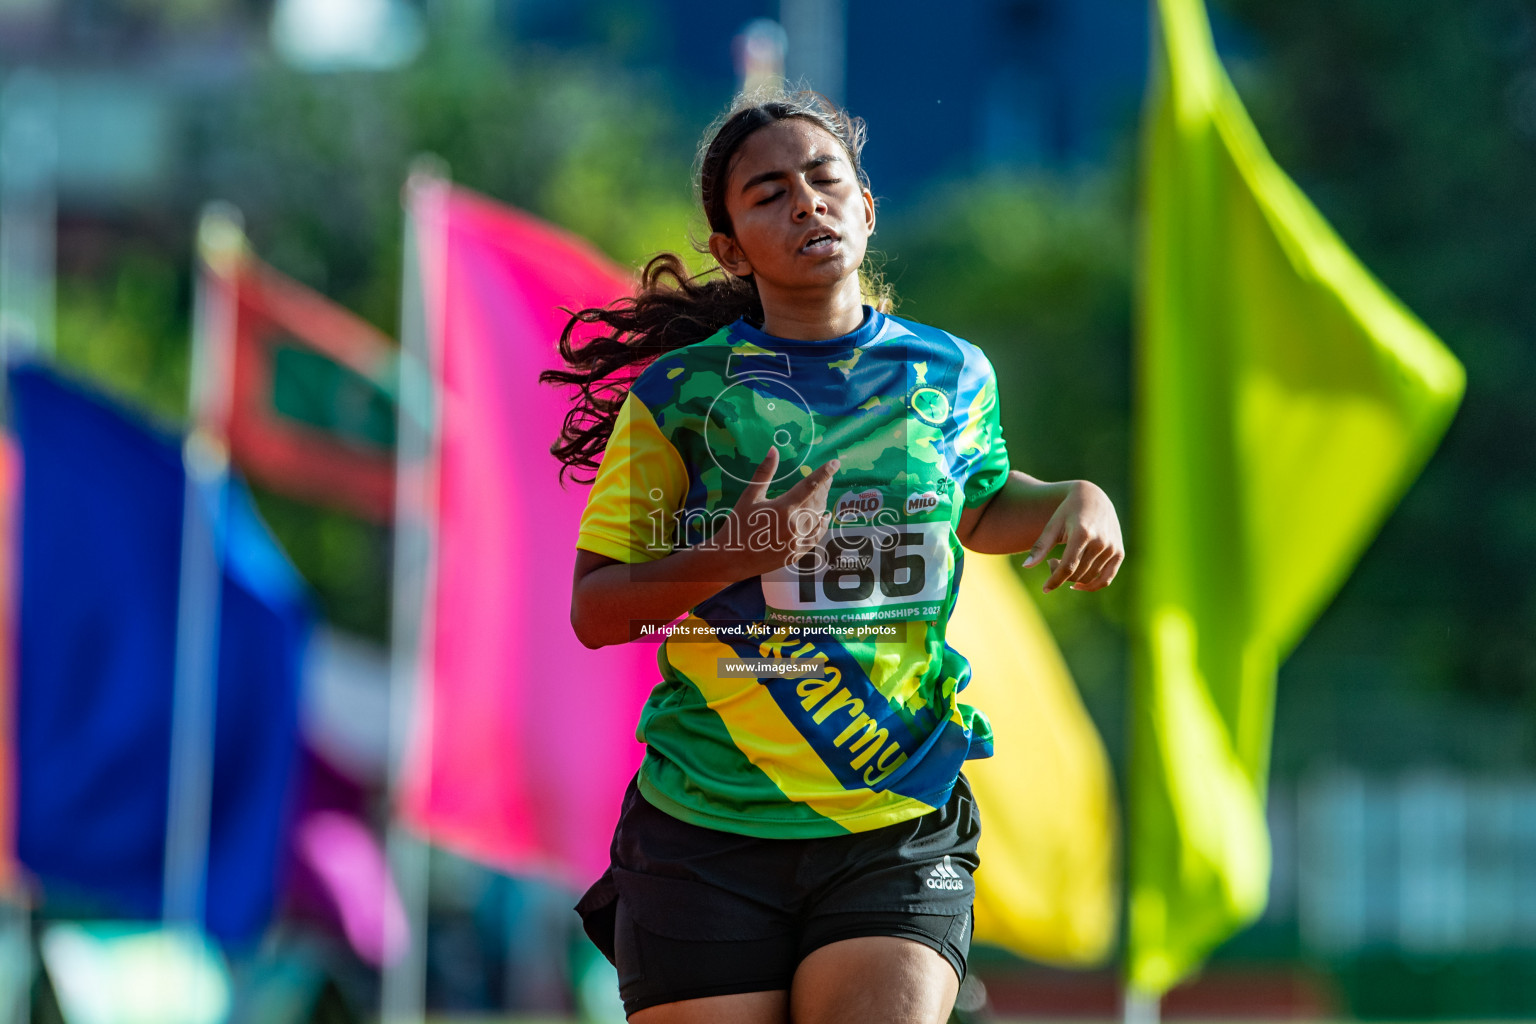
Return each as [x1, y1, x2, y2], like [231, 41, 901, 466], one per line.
[575, 773, 981, 1016]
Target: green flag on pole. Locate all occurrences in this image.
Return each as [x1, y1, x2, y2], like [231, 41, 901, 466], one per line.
[1129, 0, 1466, 997]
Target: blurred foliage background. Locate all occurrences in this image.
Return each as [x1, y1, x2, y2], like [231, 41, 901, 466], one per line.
[44, 0, 1536, 758]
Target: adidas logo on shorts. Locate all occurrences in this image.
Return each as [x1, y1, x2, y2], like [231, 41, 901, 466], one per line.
[924, 855, 966, 891]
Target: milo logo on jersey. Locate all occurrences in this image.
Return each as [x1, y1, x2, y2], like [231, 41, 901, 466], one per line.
[905, 491, 941, 517]
[833, 488, 883, 522]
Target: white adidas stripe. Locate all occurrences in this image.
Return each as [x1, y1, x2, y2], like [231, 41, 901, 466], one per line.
[929, 856, 961, 879]
[924, 856, 966, 891]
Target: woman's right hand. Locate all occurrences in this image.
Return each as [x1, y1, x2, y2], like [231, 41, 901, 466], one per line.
[570, 447, 840, 647]
[719, 446, 840, 580]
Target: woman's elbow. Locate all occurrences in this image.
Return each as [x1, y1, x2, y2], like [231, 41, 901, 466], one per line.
[570, 594, 619, 649]
[570, 603, 607, 649]
[570, 550, 624, 649]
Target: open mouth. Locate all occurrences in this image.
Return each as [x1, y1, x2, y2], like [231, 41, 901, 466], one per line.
[800, 232, 838, 255]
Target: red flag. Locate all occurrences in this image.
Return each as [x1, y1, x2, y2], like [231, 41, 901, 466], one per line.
[204, 242, 398, 520]
[398, 179, 654, 883]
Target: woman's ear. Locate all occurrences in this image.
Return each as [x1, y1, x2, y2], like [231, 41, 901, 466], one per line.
[709, 231, 753, 278]
[862, 188, 876, 236]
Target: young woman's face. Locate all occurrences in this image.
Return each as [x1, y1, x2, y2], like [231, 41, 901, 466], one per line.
[709, 118, 876, 295]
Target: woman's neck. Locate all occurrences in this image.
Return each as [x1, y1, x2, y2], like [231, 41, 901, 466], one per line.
[756, 275, 866, 341]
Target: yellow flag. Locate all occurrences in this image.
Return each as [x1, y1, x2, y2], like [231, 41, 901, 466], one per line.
[951, 553, 1117, 966]
[1130, 0, 1465, 996]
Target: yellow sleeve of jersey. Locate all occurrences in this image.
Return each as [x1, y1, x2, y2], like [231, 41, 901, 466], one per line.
[576, 390, 689, 564]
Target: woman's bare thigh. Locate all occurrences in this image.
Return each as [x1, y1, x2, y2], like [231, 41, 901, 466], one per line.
[628, 989, 790, 1024]
[789, 935, 960, 1024]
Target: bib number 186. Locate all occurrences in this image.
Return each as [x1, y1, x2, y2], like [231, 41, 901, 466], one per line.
[762, 521, 951, 625]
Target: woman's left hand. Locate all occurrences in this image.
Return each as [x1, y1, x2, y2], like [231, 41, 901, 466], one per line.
[1021, 481, 1124, 593]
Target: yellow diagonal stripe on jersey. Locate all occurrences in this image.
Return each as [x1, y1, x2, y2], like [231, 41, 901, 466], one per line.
[665, 616, 934, 826]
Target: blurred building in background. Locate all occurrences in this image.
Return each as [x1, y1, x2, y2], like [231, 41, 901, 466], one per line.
[0, 0, 1149, 213]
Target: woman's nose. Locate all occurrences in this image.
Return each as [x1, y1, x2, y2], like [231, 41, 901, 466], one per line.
[792, 183, 826, 218]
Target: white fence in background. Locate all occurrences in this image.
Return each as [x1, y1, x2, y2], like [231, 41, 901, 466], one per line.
[1275, 771, 1536, 955]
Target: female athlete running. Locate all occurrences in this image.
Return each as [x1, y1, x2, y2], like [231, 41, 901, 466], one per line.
[542, 91, 1123, 1024]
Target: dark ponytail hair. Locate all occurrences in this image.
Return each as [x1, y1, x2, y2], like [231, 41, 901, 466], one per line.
[540, 88, 889, 485]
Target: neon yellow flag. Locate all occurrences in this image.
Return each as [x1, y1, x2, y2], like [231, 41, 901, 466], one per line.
[1129, 0, 1466, 996]
[950, 553, 1117, 966]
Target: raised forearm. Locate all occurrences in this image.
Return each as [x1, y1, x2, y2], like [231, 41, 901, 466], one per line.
[959, 469, 1124, 592]
[960, 471, 1078, 554]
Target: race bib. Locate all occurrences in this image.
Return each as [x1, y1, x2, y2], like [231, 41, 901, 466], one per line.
[760, 521, 953, 626]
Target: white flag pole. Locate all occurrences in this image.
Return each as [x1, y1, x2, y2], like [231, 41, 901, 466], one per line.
[0, 68, 57, 365]
[0, 98, 55, 877]
[778, 0, 846, 102]
[163, 205, 243, 937]
[1124, 989, 1162, 1024]
[0, 64, 54, 1024]
[381, 158, 448, 1024]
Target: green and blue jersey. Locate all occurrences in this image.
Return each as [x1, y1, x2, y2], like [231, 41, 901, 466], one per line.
[576, 307, 1011, 837]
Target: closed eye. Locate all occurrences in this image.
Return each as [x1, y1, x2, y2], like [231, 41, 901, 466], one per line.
[756, 191, 784, 206]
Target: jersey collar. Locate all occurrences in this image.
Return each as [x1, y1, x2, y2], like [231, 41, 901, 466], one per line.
[729, 305, 886, 352]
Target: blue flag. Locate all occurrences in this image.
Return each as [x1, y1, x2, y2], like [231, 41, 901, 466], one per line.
[9, 363, 312, 945]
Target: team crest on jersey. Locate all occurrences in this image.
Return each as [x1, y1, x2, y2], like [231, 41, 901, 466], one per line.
[834, 488, 883, 522]
[908, 386, 951, 426]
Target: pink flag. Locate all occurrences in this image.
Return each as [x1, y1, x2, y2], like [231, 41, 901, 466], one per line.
[398, 179, 649, 884]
